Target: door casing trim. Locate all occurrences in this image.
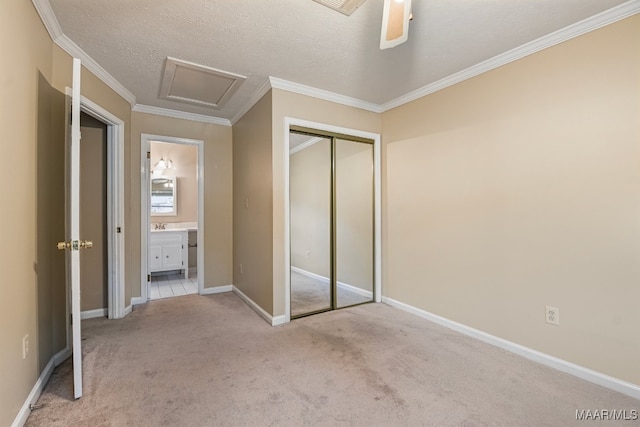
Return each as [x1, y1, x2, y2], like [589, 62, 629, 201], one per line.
[138, 133, 205, 303]
[74, 92, 126, 320]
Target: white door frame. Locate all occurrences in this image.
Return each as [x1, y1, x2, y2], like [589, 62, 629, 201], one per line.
[137, 134, 205, 302]
[63, 89, 126, 321]
[79, 96, 126, 319]
[283, 117, 382, 323]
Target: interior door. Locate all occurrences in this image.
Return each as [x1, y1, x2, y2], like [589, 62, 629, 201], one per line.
[57, 58, 86, 399]
[70, 58, 84, 399]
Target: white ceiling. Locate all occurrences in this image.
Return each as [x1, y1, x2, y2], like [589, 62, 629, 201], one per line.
[47, 0, 630, 122]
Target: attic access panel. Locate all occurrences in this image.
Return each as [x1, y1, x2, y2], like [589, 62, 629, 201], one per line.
[159, 57, 246, 109]
[313, 0, 368, 16]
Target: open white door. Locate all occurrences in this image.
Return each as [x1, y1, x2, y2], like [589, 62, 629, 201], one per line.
[70, 57, 83, 399]
[57, 58, 88, 399]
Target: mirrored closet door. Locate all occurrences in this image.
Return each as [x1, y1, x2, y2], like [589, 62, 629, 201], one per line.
[289, 129, 374, 318]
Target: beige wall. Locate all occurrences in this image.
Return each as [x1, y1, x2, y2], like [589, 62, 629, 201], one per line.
[80, 116, 108, 311]
[272, 89, 381, 316]
[382, 15, 640, 385]
[1, 1, 57, 425]
[233, 91, 274, 313]
[150, 141, 198, 223]
[35, 74, 67, 378]
[131, 112, 233, 292]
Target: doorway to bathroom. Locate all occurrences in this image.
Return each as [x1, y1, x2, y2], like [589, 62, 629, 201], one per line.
[287, 123, 381, 319]
[140, 134, 205, 302]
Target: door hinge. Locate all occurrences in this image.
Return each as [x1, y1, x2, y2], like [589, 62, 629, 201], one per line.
[117, 227, 122, 233]
[147, 274, 151, 282]
[147, 151, 151, 159]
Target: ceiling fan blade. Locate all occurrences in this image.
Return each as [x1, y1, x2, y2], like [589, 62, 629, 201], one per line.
[380, 0, 412, 50]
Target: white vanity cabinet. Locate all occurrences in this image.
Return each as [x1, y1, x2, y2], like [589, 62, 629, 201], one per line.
[149, 230, 188, 278]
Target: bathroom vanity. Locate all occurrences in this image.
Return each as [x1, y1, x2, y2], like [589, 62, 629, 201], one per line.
[149, 229, 189, 279]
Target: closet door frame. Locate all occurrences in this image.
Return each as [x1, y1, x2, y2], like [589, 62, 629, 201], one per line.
[284, 118, 381, 323]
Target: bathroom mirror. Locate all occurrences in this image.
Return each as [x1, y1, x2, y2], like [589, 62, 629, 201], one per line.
[150, 177, 177, 216]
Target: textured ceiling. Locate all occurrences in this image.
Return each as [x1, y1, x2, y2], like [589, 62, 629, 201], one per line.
[48, 0, 628, 121]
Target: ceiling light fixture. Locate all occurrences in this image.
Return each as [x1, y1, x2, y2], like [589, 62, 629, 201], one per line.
[380, 0, 412, 49]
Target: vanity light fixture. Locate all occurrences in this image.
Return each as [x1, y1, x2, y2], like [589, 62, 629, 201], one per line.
[152, 157, 175, 173]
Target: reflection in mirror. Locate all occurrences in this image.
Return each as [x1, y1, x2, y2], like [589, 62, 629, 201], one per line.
[336, 139, 374, 308]
[151, 177, 177, 216]
[289, 134, 332, 317]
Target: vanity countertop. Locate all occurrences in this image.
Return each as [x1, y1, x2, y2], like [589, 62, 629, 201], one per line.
[151, 227, 197, 233]
[151, 222, 197, 232]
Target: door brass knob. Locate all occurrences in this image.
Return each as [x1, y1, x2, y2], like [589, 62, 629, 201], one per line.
[57, 241, 70, 250]
[80, 240, 93, 249]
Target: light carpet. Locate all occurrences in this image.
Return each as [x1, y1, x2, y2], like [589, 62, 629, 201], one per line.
[26, 293, 638, 426]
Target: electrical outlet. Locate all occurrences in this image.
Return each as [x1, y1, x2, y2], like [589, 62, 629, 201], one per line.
[22, 335, 29, 359]
[546, 306, 560, 326]
[306, 251, 310, 258]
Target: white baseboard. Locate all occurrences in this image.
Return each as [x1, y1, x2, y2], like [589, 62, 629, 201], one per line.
[291, 266, 374, 299]
[80, 308, 107, 320]
[123, 305, 132, 316]
[272, 315, 287, 326]
[232, 285, 283, 326]
[200, 285, 232, 295]
[11, 347, 71, 427]
[131, 296, 146, 306]
[381, 296, 640, 400]
[53, 348, 71, 366]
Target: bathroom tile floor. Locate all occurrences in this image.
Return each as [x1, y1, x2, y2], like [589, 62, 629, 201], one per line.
[149, 271, 198, 300]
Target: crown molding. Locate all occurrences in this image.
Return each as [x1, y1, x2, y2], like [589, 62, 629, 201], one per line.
[248, 0, 639, 119]
[230, 77, 272, 125]
[32, 0, 136, 107]
[55, 35, 136, 106]
[31, 0, 63, 40]
[381, 0, 640, 112]
[269, 77, 382, 113]
[132, 104, 232, 127]
[34, 0, 639, 122]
